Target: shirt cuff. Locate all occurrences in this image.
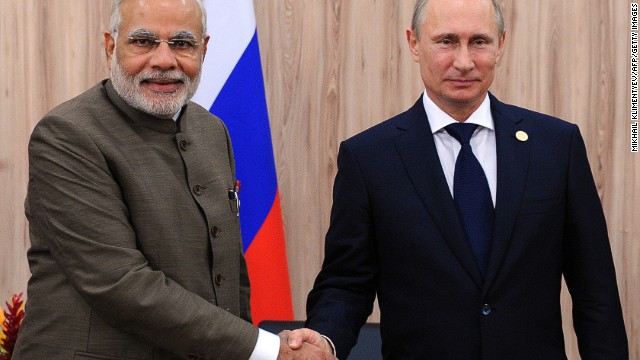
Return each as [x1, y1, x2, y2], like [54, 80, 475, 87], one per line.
[248, 329, 280, 360]
[321, 335, 337, 357]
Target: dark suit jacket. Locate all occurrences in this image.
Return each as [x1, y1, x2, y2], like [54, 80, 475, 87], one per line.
[306, 94, 628, 360]
[15, 80, 258, 360]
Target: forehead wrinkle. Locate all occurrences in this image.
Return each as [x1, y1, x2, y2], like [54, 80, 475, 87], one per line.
[425, 0, 500, 36]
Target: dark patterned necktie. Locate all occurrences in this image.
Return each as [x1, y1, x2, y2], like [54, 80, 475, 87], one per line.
[445, 123, 494, 277]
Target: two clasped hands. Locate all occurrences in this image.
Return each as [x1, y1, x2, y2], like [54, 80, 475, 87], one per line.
[277, 328, 337, 360]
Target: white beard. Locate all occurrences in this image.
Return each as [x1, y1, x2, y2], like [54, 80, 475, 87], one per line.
[110, 49, 201, 119]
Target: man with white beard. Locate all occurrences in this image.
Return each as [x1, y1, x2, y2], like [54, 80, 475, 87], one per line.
[14, 1, 334, 359]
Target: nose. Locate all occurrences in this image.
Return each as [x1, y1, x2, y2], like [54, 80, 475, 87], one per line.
[148, 41, 178, 70]
[453, 44, 474, 72]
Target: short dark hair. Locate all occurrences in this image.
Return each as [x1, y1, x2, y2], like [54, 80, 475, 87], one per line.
[411, 0, 505, 39]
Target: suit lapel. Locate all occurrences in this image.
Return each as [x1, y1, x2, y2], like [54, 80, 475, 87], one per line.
[483, 94, 531, 292]
[394, 98, 483, 288]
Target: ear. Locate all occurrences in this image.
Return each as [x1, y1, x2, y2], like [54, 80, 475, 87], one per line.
[495, 30, 506, 64]
[104, 32, 116, 69]
[406, 27, 420, 62]
[201, 35, 210, 61]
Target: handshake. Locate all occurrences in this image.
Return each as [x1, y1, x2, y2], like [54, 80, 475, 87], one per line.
[277, 328, 338, 360]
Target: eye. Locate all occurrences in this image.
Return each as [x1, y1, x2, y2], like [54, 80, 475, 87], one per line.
[171, 39, 196, 49]
[128, 37, 155, 47]
[473, 38, 488, 46]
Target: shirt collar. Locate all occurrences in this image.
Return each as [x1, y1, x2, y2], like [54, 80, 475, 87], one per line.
[422, 90, 494, 134]
[173, 109, 182, 122]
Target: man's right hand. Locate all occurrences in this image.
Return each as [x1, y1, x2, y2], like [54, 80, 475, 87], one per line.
[277, 330, 337, 360]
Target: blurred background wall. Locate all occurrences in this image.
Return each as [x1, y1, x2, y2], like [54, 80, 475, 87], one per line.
[0, 1, 637, 358]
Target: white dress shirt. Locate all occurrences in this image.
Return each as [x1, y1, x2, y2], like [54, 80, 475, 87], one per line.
[249, 329, 281, 360]
[422, 91, 497, 206]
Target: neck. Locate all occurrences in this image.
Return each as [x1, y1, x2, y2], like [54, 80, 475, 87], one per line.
[426, 90, 487, 122]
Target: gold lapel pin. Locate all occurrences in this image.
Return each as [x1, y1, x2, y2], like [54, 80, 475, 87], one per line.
[515, 130, 528, 142]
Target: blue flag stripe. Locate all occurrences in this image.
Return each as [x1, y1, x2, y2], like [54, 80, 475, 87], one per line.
[209, 31, 277, 252]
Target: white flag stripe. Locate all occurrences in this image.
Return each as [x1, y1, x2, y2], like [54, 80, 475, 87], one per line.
[192, 0, 256, 110]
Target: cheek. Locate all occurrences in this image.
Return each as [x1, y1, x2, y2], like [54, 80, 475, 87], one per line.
[423, 56, 450, 76]
[178, 58, 203, 78]
[116, 53, 148, 76]
[472, 50, 500, 69]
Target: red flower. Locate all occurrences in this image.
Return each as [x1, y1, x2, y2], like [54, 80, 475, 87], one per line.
[0, 293, 25, 360]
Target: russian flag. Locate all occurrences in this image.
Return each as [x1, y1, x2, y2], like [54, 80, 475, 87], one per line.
[192, 0, 294, 325]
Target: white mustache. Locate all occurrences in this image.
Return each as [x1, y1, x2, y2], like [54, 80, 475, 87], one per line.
[139, 72, 186, 83]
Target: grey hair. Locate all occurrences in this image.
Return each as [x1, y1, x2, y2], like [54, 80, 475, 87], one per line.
[109, 0, 207, 37]
[411, 0, 504, 39]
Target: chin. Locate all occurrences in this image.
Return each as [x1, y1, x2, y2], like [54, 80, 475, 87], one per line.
[444, 90, 484, 103]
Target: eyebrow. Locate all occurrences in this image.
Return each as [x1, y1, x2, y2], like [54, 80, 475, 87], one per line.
[126, 29, 197, 40]
[432, 32, 494, 42]
[469, 34, 494, 42]
[127, 28, 157, 38]
[171, 31, 197, 40]
[128, 29, 196, 41]
[432, 32, 458, 41]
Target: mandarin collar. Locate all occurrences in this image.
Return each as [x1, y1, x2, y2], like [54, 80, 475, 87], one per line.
[104, 79, 185, 134]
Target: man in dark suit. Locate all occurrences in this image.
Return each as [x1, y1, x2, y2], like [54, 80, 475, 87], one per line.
[290, 0, 629, 358]
[14, 0, 334, 359]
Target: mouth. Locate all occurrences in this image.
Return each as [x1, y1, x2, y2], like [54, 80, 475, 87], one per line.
[141, 78, 184, 93]
[445, 78, 479, 87]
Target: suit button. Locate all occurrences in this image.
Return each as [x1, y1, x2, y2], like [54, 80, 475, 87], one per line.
[211, 226, 220, 237]
[193, 185, 204, 195]
[179, 140, 190, 151]
[215, 274, 225, 286]
[481, 304, 492, 316]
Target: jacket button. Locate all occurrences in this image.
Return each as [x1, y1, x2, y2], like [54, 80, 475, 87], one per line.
[193, 185, 203, 195]
[215, 274, 225, 286]
[179, 140, 190, 151]
[481, 304, 492, 316]
[211, 226, 220, 237]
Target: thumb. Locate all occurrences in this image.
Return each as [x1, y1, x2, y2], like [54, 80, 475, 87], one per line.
[288, 328, 324, 348]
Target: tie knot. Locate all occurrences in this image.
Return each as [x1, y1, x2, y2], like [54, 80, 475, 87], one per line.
[445, 123, 479, 145]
